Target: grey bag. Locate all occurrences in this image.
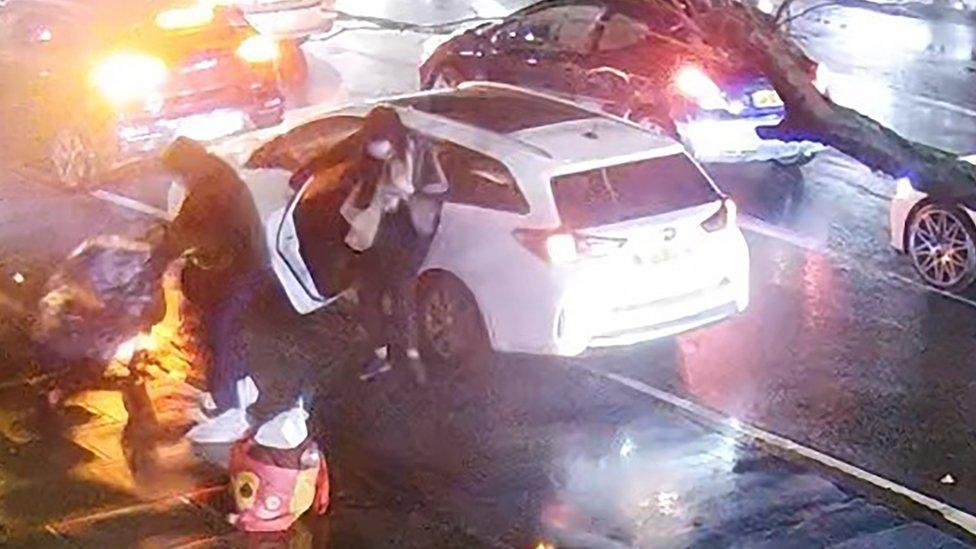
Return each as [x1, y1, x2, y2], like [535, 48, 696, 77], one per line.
[34, 235, 167, 365]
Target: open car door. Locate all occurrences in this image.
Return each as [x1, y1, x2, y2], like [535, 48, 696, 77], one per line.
[249, 114, 366, 314]
[267, 184, 334, 314]
[268, 150, 364, 314]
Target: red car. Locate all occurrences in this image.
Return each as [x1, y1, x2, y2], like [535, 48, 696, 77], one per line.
[0, 2, 289, 186]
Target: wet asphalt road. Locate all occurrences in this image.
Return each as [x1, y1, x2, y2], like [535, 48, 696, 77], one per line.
[3, 0, 976, 544]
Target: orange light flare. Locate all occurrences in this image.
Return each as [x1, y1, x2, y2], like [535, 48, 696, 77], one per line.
[236, 34, 281, 64]
[154, 5, 215, 30]
[108, 266, 194, 382]
[111, 332, 158, 364]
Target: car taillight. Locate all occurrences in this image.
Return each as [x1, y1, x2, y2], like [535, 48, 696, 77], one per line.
[701, 199, 736, 232]
[513, 229, 626, 264]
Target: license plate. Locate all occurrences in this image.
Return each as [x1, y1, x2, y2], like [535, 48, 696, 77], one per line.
[751, 89, 784, 108]
[642, 246, 684, 265]
[169, 110, 247, 142]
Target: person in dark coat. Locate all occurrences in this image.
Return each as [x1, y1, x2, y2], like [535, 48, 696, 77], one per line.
[160, 137, 269, 443]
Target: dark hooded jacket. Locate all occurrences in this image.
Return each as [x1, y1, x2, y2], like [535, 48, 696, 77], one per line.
[161, 137, 267, 307]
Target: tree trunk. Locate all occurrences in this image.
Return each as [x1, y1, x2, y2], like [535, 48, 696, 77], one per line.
[692, 2, 975, 197]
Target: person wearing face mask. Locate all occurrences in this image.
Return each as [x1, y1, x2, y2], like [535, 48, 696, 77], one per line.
[160, 137, 268, 443]
[336, 108, 443, 383]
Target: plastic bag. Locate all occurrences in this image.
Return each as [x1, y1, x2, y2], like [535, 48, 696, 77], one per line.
[33, 235, 167, 365]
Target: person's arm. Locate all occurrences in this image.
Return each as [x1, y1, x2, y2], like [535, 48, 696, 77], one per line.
[164, 188, 227, 269]
[289, 133, 363, 191]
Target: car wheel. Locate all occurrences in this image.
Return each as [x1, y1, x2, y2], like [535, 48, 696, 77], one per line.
[417, 273, 490, 368]
[49, 127, 99, 188]
[907, 204, 976, 291]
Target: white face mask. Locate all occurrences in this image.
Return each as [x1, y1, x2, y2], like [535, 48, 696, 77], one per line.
[366, 139, 393, 160]
[386, 154, 414, 197]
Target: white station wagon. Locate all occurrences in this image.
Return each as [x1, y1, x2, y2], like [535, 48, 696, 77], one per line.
[230, 83, 751, 362]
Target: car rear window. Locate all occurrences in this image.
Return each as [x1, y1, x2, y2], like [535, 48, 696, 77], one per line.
[551, 154, 719, 228]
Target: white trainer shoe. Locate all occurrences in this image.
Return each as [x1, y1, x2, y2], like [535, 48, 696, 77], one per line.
[185, 408, 251, 444]
[253, 401, 309, 450]
[197, 377, 258, 414]
[238, 377, 259, 409]
[198, 391, 218, 413]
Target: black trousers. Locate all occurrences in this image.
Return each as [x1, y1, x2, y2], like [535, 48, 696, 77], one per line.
[358, 263, 418, 362]
[189, 268, 267, 411]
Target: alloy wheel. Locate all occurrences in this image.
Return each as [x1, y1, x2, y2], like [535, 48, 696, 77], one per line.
[422, 285, 459, 361]
[909, 207, 976, 289]
[50, 129, 95, 188]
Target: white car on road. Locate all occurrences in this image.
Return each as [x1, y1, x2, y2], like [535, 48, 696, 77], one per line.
[889, 155, 976, 291]
[254, 83, 750, 361]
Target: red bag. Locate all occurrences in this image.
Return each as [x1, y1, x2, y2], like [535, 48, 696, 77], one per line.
[227, 435, 329, 532]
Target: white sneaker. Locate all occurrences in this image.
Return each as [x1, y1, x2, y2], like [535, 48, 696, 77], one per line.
[185, 408, 251, 444]
[198, 391, 218, 414]
[253, 403, 309, 450]
[237, 377, 259, 409]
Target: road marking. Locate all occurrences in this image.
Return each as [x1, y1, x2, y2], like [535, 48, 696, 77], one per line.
[89, 189, 169, 220]
[594, 369, 976, 536]
[888, 271, 976, 310]
[826, 70, 976, 121]
[911, 94, 976, 120]
[46, 486, 225, 532]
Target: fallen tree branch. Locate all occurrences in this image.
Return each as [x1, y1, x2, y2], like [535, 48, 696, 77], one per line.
[700, 2, 975, 195]
[638, 0, 976, 196]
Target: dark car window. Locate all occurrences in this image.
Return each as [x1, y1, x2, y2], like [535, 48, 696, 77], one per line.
[551, 154, 719, 228]
[435, 143, 528, 213]
[597, 13, 650, 51]
[493, 5, 603, 54]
